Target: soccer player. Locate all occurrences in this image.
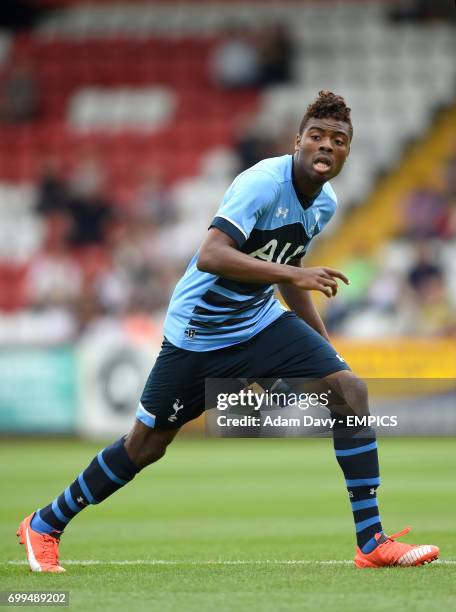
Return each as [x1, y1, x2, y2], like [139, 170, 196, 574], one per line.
[18, 91, 439, 571]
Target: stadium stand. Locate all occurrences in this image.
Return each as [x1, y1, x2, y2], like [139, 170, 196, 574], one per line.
[0, 1, 454, 342]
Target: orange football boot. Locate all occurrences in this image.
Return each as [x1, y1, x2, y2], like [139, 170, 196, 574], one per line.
[354, 526, 439, 568]
[17, 513, 65, 573]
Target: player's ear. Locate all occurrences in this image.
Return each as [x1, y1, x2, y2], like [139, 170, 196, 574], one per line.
[294, 133, 301, 151]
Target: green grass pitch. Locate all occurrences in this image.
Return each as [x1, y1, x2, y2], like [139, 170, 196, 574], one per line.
[1, 437, 455, 611]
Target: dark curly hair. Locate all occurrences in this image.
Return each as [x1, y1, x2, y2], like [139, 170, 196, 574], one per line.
[298, 90, 353, 138]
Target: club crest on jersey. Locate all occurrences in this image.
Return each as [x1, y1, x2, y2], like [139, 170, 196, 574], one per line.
[169, 399, 184, 422]
[275, 207, 288, 219]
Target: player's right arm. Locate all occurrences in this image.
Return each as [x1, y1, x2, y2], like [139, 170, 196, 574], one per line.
[197, 228, 348, 298]
[199, 169, 348, 297]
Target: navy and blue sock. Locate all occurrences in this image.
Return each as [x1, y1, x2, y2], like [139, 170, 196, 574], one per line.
[31, 437, 139, 534]
[332, 425, 383, 553]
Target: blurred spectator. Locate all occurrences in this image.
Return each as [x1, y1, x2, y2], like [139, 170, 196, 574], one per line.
[92, 216, 176, 323]
[325, 245, 378, 331]
[407, 243, 442, 293]
[234, 114, 301, 173]
[341, 248, 378, 305]
[401, 242, 455, 335]
[402, 187, 448, 239]
[68, 145, 106, 200]
[234, 115, 274, 172]
[35, 156, 68, 217]
[399, 274, 455, 337]
[0, 0, 40, 30]
[25, 237, 82, 311]
[401, 151, 456, 241]
[66, 147, 114, 246]
[23, 217, 81, 343]
[257, 23, 293, 86]
[0, 57, 39, 123]
[97, 220, 148, 316]
[209, 26, 261, 89]
[128, 167, 176, 225]
[367, 270, 402, 312]
[67, 194, 113, 247]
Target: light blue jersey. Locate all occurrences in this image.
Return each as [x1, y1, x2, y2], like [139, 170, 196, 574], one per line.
[164, 154, 337, 351]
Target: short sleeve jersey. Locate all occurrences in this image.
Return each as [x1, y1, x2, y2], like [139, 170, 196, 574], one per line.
[164, 154, 337, 351]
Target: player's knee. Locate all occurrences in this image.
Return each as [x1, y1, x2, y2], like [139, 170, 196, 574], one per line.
[325, 370, 369, 415]
[138, 442, 168, 468]
[127, 438, 169, 469]
[124, 420, 177, 469]
[344, 372, 368, 404]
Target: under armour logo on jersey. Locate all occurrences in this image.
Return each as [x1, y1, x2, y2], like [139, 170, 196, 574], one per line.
[275, 207, 288, 219]
[169, 399, 184, 422]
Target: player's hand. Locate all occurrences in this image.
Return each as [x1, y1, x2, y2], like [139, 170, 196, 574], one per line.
[290, 266, 350, 298]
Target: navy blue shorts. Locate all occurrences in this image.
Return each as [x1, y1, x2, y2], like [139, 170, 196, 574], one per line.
[138, 311, 350, 430]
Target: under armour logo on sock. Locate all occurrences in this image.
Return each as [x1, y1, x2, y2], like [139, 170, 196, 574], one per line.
[369, 488, 376, 495]
[76, 496, 87, 505]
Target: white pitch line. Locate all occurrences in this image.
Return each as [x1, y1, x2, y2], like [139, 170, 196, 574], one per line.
[6, 560, 351, 566]
[4, 559, 456, 566]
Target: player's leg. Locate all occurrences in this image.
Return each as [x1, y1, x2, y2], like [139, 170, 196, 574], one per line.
[18, 338, 189, 572]
[247, 313, 382, 550]
[17, 424, 178, 573]
[22, 340, 186, 538]
[247, 314, 379, 548]
[31, 425, 178, 533]
[323, 369, 439, 567]
[248, 311, 439, 567]
[323, 370, 383, 552]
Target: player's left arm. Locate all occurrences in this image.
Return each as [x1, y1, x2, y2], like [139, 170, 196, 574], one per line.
[277, 258, 331, 342]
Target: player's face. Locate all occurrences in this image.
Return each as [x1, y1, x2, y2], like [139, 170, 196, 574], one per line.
[294, 118, 351, 183]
